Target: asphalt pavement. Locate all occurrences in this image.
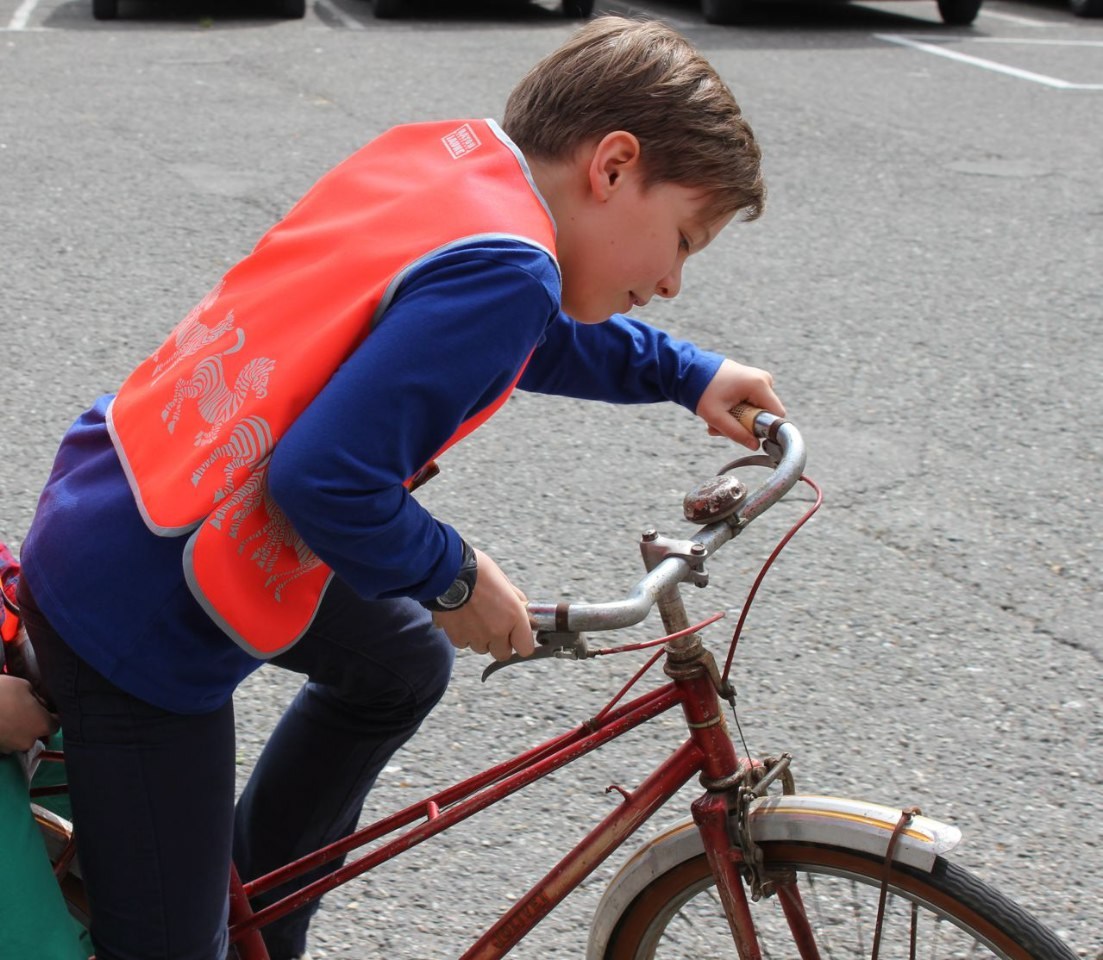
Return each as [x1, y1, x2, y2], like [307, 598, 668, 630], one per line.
[1, 0, 1100, 955]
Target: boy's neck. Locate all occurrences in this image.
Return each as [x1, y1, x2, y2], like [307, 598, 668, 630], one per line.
[525, 154, 583, 238]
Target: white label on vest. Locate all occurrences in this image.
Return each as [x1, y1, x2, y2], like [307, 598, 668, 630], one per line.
[442, 123, 482, 160]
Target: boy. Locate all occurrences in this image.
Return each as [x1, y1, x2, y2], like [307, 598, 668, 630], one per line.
[18, 16, 784, 960]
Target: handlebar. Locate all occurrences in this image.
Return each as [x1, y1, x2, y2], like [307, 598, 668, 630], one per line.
[525, 408, 804, 636]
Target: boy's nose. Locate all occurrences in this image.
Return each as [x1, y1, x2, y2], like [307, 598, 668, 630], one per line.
[657, 264, 683, 299]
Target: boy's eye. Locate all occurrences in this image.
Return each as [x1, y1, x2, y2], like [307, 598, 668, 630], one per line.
[679, 235, 692, 253]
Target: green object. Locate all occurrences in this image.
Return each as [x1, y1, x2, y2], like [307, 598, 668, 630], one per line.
[29, 729, 71, 819]
[0, 753, 91, 959]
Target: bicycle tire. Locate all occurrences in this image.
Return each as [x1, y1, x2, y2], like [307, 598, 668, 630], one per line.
[601, 841, 1076, 960]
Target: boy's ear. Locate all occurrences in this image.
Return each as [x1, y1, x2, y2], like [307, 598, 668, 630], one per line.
[588, 131, 642, 201]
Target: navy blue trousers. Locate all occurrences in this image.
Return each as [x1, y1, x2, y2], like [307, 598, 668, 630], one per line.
[22, 579, 455, 960]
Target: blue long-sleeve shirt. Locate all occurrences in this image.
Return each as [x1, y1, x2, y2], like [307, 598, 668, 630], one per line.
[22, 240, 723, 713]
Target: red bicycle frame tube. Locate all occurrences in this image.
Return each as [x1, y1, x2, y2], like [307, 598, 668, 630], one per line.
[694, 792, 763, 960]
[467, 642, 755, 959]
[464, 738, 703, 959]
[230, 683, 685, 950]
[229, 649, 773, 959]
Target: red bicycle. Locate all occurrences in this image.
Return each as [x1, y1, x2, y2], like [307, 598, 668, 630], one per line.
[27, 407, 1076, 959]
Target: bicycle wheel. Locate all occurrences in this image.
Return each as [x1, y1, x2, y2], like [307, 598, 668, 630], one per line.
[601, 841, 1075, 960]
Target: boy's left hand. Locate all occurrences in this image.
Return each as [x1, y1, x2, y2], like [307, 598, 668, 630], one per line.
[696, 359, 785, 450]
[0, 675, 59, 754]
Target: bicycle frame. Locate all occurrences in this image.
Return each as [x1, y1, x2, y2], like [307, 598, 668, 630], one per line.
[228, 629, 762, 960]
[227, 409, 812, 959]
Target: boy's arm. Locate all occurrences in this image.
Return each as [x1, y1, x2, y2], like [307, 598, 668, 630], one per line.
[267, 243, 557, 658]
[521, 312, 783, 448]
[521, 311, 721, 410]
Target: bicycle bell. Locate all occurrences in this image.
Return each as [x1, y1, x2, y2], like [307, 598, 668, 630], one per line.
[683, 475, 748, 524]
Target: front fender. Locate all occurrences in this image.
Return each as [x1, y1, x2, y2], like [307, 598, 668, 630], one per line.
[587, 794, 961, 960]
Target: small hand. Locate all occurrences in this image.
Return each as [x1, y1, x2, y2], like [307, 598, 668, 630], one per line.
[0, 675, 58, 754]
[431, 548, 535, 662]
[696, 359, 786, 450]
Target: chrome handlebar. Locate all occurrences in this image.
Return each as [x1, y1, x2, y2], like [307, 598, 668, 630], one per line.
[526, 412, 805, 636]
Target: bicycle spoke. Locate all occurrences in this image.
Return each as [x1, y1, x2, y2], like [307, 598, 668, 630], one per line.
[847, 877, 867, 959]
[803, 870, 841, 960]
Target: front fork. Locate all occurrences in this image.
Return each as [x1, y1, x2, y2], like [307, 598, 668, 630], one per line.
[645, 524, 823, 960]
[665, 629, 821, 960]
[693, 792, 767, 960]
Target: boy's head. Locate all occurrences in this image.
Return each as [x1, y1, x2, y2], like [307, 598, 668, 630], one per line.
[503, 16, 764, 225]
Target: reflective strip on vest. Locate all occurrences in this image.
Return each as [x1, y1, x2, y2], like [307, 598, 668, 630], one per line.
[107, 119, 557, 658]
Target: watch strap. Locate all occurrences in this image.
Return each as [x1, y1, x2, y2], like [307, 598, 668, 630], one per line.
[420, 538, 478, 613]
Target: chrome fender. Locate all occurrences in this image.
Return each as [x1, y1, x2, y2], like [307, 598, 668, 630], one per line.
[587, 794, 961, 960]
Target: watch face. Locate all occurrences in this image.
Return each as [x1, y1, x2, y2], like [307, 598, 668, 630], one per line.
[437, 578, 472, 610]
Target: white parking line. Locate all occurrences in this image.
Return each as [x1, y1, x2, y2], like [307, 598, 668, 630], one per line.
[978, 8, 1053, 26]
[971, 36, 1103, 46]
[878, 33, 1103, 90]
[313, 0, 368, 27]
[6, 0, 43, 29]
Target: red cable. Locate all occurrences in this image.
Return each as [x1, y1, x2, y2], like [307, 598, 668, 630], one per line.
[721, 475, 823, 683]
[585, 474, 823, 715]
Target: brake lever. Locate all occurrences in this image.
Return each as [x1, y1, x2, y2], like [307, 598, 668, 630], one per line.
[480, 630, 590, 682]
[718, 438, 783, 475]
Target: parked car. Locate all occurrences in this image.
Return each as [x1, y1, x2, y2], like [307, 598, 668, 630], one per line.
[92, 0, 305, 18]
[701, 0, 981, 23]
[373, 0, 592, 15]
[1070, 0, 1102, 16]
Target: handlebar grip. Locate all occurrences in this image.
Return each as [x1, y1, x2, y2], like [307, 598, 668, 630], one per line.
[730, 403, 766, 436]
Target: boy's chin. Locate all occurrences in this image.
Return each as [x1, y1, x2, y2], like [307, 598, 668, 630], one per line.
[561, 298, 615, 325]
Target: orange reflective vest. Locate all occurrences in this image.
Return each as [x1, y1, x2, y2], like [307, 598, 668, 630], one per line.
[107, 119, 557, 658]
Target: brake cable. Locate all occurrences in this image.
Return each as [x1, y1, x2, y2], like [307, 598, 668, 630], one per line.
[721, 474, 823, 684]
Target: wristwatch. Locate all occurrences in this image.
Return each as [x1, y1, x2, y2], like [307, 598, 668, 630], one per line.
[420, 539, 478, 613]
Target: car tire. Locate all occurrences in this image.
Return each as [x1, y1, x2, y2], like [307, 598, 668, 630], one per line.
[702, 0, 752, 24]
[1069, 0, 1103, 16]
[279, 0, 306, 18]
[936, 0, 981, 24]
[92, 0, 118, 19]
[561, 0, 593, 16]
[374, 0, 402, 17]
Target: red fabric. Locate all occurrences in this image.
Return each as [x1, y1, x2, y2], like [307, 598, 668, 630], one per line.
[107, 120, 556, 657]
[109, 120, 553, 535]
[1, 541, 21, 646]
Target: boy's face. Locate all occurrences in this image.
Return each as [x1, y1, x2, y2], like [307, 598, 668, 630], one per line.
[555, 138, 733, 324]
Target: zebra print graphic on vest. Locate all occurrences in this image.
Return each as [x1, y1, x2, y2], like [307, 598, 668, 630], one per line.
[150, 281, 235, 384]
[162, 333, 276, 448]
[191, 416, 276, 500]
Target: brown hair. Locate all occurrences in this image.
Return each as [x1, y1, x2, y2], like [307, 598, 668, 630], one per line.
[502, 16, 764, 222]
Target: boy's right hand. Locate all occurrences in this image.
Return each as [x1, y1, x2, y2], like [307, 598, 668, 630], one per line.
[0, 675, 59, 754]
[431, 548, 535, 662]
[695, 359, 786, 450]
